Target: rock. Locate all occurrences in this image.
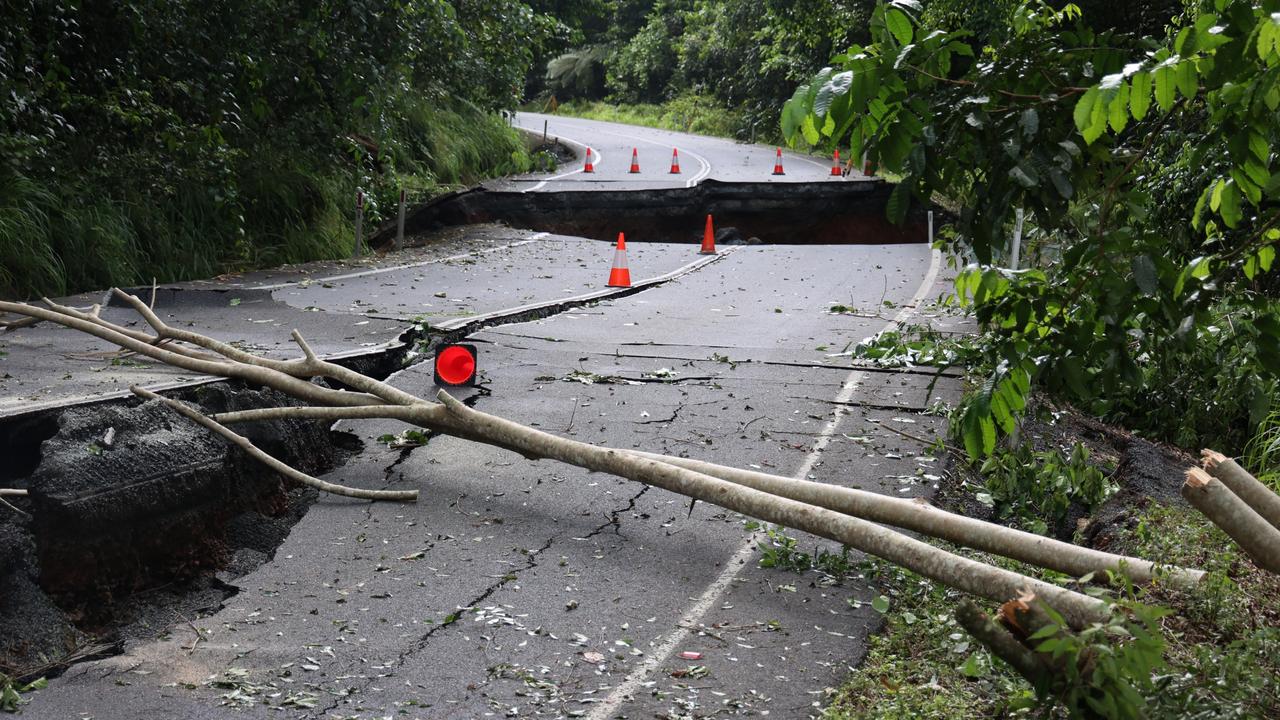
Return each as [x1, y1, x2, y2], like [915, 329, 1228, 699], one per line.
[714, 226, 746, 245]
[0, 516, 84, 677]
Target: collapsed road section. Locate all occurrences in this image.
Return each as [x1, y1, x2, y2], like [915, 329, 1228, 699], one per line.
[377, 180, 928, 247]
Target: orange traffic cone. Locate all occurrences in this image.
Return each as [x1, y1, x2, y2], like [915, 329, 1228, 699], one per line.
[772, 147, 785, 176]
[831, 149, 842, 177]
[607, 232, 632, 287]
[700, 215, 717, 255]
[629, 148, 641, 174]
[584, 147, 595, 173]
[670, 148, 681, 174]
[863, 155, 876, 176]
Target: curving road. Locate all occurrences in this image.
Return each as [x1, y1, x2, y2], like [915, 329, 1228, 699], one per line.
[504, 112, 865, 192]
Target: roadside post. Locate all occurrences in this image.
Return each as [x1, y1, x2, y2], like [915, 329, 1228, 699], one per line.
[395, 188, 407, 252]
[352, 190, 365, 259]
[1010, 208, 1025, 270]
[928, 210, 934, 245]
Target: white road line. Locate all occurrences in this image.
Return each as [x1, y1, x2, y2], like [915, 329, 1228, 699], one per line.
[523, 133, 601, 193]
[519, 117, 713, 190]
[432, 246, 735, 332]
[250, 233, 551, 291]
[584, 245, 942, 720]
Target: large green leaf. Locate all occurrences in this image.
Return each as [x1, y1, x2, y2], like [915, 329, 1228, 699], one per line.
[1129, 71, 1152, 120]
[885, 8, 913, 46]
[1154, 64, 1176, 110]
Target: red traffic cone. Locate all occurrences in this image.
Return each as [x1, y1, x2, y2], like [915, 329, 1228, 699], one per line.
[670, 148, 681, 174]
[700, 215, 717, 255]
[607, 232, 632, 287]
[772, 147, 785, 176]
[629, 148, 641, 174]
[863, 155, 876, 176]
[831, 149, 842, 177]
[584, 147, 595, 173]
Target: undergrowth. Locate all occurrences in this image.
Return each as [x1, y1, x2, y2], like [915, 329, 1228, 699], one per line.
[541, 94, 744, 141]
[0, 105, 529, 300]
[821, 496, 1280, 719]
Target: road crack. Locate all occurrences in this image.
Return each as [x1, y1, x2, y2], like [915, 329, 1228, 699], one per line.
[316, 534, 557, 717]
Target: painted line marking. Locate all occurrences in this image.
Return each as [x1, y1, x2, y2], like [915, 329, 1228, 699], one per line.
[522, 132, 602, 193]
[516, 116, 712, 190]
[250, 233, 551, 291]
[432, 246, 736, 332]
[583, 245, 942, 720]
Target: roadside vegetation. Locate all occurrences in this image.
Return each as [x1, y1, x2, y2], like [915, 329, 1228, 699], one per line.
[778, 0, 1280, 715]
[0, 0, 565, 299]
[533, 94, 744, 140]
[532, 0, 878, 142]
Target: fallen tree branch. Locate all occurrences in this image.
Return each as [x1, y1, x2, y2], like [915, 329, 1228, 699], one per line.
[623, 450, 1203, 590]
[956, 600, 1046, 684]
[0, 299, 387, 408]
[0, 489, 28, 497]
[433, 390, 1109, 627]
[1202, 449, 1280, 532]
[113, 289, 423, 407]
[211, 403, 1202, 588]
[130, 386, 418, 503]
[1183, 467, 1280, 573]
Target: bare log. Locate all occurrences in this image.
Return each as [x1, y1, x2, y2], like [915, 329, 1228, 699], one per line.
[434, 390, 1110, 628]
[956, 601, 1047, 684]
[1202, 449, 1280, 532]
[130, 386, 418, 503]
[625, 450, 1203, 589]
[1183, 468, 1280, 573]
[40, 297, 223, 363]
[112, 289, 424, 407]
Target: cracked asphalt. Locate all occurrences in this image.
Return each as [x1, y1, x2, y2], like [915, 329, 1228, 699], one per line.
[13, 231, 973, 718]
[1, 117, 976, 719]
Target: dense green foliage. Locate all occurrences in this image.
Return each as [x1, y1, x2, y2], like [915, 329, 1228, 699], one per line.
[548, 95, 743, 138]
[541, 0, 876, 140]
[783, 0, 1280, 456]
[0, 0, 562, 298]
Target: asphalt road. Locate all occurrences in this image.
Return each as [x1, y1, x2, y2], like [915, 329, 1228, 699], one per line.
[4, 117, 968, 718]
[502, 113, 862, 191]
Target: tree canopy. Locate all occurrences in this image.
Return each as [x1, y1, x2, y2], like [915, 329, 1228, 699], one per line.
[783, 0, 1280, 453]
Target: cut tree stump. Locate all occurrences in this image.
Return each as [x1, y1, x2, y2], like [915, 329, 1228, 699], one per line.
[1183, 468, 1280, 574]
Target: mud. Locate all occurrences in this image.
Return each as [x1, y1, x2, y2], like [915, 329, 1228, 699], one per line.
[1082, 438, 1193, 552]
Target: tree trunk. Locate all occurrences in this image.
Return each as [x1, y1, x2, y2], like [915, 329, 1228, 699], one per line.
[1202, 449, 1280, 532]
[626, 450, 1202, 589]
[434, 391, 1110, 628]
[1183, 468, 1280, 573]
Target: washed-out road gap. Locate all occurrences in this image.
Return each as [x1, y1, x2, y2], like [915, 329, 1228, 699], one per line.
[7, 117, 960, 719]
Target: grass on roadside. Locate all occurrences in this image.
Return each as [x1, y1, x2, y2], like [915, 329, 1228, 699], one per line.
[0, 103, 530, 300]
[821, 502, 1280, 719]
[539, 94, 745, 141]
